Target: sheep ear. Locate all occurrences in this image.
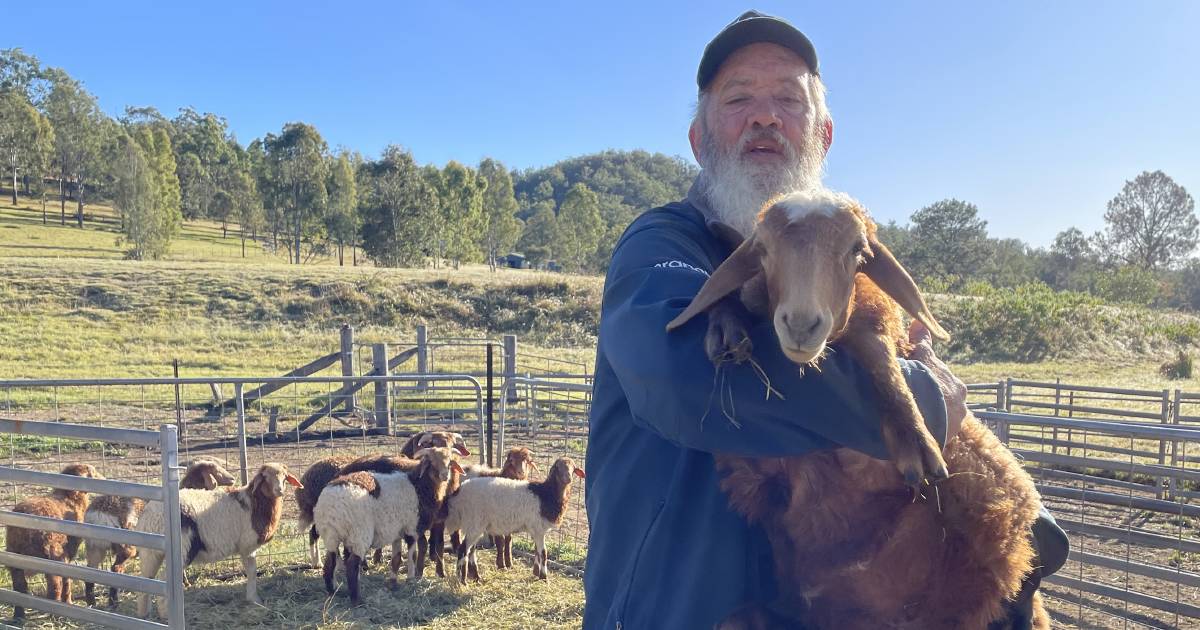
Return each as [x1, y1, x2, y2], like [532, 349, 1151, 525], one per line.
[528, 459, 540, 474]
[665, 236, 762, 332]
[573, 467, 586, 479]
[202, 472, 218, 490]
[285, 473, 304, 489]
[861, 238, 949, 341]
[453, 443, 471, 457]
[449, 460, 464, 476]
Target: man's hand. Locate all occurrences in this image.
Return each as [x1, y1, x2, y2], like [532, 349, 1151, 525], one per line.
[907, 321, 967, 444]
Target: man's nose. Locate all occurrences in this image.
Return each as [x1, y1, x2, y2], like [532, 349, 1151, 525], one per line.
[748, 99, 782, 129]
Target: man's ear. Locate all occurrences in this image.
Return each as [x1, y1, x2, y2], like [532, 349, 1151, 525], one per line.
[822, 119, 833, 155]
[689, 119, 703, 165]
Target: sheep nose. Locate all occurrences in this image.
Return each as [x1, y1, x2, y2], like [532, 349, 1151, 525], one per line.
[782, 313, 825, 342]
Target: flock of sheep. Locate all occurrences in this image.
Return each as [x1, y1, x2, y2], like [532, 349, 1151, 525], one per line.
[2, 430, 582, 622]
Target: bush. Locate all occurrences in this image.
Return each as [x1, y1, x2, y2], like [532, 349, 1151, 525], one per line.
[1160, 350, 1194, 379]
[939, 281, 1098, 362]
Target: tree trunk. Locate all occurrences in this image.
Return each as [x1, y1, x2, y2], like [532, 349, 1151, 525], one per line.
[293, 219, 302, 265]
[41, 192, 46, 225]
[338, 243, 344, 266]
[10, 157, 17, 206]
[59, 177, 65, 225]
[23, 173, 29, 195]
[241, 236, 246, 258]
[222, 221, 227, 239]
[76, 180, 84, 228]
[353, 245, 357, 266]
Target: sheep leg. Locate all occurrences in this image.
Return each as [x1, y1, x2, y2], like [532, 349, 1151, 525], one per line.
[533, 533, 547, 580]
[468, 544, 480, 582]
[322, 550, 338, 594]
[503, 535, 513, 568]
[494, 535, 505, 569]
[242, 554, 261, 606]
[108, 544, 136, 608]
[308, 524, 321, 569]
[9, 568, 27, 619]
[704, 297, 754, 365]
[443, 530, 461, 578]
[412, 533, 427, 579]
[429, 523, 445, 577]
[372, 546, 384, 567]
[455, 537, 469, 583]
[84, 541, 107, 606]
[388, 540, 403, 586]
[46, 573, 63, 602]
[138, 551, 164, 618]
[842, 333, 948, 488]
[346, 553, 363, 606]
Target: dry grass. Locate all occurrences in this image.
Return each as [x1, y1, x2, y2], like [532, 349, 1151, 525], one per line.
[0, 544, 584, 629]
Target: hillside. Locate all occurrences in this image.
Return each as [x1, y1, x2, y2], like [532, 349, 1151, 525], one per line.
[4, 197, 1200, 390]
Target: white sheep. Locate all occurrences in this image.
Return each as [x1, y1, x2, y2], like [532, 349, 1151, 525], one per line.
[134, 463, 302, 619]
[83, 459, 236, 608]
[445, 457, 583, 583]
[314, 447, 461, 604]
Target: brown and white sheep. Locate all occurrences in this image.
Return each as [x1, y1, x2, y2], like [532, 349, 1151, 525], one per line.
[294, 430, 469, 570]
[135, 462, 303, 619]
[446, 457, 584, 583]
[5, 463, 102, 620]
[667, 189, 1048, 629]
[83, 459, 236, 608]
[315, 447, 463, 604]
[461, 446, 539, 571]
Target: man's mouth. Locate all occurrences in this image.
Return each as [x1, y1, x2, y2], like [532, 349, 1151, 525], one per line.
[743, 139, 783, 156]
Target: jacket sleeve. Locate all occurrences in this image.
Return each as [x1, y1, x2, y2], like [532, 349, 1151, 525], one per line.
[600, 216, 948, 458]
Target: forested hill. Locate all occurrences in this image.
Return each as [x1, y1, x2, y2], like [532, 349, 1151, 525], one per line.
[512, 150, 698, 269]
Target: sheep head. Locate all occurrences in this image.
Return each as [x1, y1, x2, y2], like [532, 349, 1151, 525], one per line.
[250, 463, 303, 498]
[413, 447, 465, 483]
[667, 189, 948, 363]
[549, 458, 585, 485]
[503, 446, 538, 479]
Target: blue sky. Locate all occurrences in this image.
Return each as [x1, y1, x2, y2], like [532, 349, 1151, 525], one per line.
[8, 1, 1199, 247]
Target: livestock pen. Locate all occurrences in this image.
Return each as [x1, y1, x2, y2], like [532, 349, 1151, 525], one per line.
[0, 332, 1196, 628]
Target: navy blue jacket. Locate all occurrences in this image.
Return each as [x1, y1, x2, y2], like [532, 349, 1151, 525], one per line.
[583, 197, 1067, 629]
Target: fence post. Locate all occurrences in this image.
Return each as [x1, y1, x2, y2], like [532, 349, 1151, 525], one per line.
[487, 343, 494, 468]
[1159, 389, 1170, 499]
[1004, 377, 1013, 412]
[504, 335, 517, 402]
[416, 325, 429, 393]
[160, 424, 187, 630]
[172, 359, 185, 443]
[340, 324, 355, 413]
[235, 383, 249, 485]
[373, 343, 391, 434]
[994, 379, 1005, 411]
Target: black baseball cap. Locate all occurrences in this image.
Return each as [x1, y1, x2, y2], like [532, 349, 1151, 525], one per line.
[697, 10, 819, 91]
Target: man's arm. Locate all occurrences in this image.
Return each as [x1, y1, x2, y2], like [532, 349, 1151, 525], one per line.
[600, 216, 948, 458]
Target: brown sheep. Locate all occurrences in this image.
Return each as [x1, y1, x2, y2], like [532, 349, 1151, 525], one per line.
[667, 189, 1048, 629]
[462, 446, 539, 571]
[5, 463, 102, 620]
[83, 459, 237, 607]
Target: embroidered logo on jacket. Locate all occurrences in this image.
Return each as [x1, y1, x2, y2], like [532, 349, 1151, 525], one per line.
[654, 260, 710, 276]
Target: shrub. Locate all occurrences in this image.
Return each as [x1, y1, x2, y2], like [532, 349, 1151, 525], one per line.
[939, 281, 1098, 362]
[1160, 350, 1194, 380]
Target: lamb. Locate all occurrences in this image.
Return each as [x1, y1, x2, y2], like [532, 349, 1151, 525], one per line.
[134, 462, 303, 619]
[294, 430, 469, 569]
[5, 463, 101, 620]
[83, 459, 237, 607]
[666, 189, 1047, 629]
[446, 456, 583, 583]
[314, 447, 463, 604]
[461, 446, 539, 570]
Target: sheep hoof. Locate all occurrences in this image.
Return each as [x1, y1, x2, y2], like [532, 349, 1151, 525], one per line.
[706, 303, 753, 365]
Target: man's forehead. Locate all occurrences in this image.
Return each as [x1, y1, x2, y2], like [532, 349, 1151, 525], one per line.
[711, 42, 812, 90]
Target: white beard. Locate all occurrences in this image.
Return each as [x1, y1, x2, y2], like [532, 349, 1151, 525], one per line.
[696, 125, 825, 237]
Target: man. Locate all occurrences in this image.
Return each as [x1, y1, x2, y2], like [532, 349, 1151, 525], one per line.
[583, 10, 1068, 630]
